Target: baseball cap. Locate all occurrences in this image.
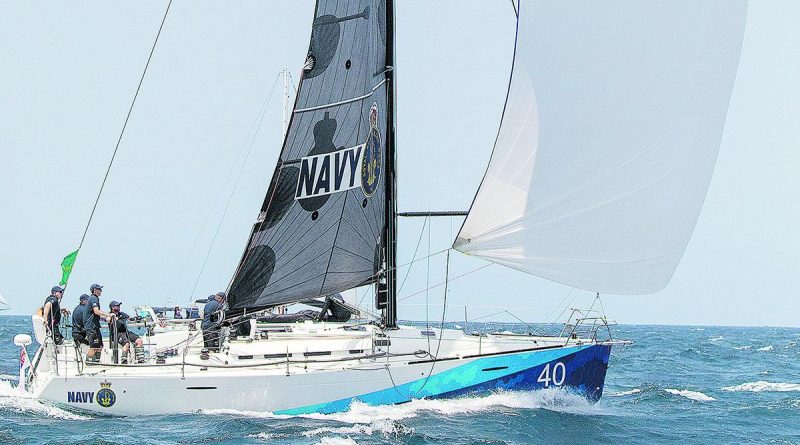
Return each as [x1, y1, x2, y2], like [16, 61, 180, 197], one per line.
[51, 285, 64, 293]
[90, 284, 103, 291]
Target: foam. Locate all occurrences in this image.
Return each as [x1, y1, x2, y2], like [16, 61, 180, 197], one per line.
[202, 389, 605, 424]
[302, 419, 411, 438]
[709, 336, 725, 342]
[733, 345, 751, 350]
[313, 438, 358, 445]
[664, 388, 716, 402]
[0, 380, 89, 420]
[722, 381, 800, 393]
[757, 345, 774, 352]
[607, 388, 642, 397]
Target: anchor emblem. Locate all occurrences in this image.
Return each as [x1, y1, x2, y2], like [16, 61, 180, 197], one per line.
[96, 380, 117, 408]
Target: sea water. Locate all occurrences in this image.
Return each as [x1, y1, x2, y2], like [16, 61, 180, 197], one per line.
[0, 315, 798, 444]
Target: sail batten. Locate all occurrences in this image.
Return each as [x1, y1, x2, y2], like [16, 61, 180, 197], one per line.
[455, 0, 748, 295]
[229, 0, 390, 310]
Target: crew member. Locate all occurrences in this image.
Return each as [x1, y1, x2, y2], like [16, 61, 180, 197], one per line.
[42, 286, 64, 345]
[83, 284, 114, 362]
[173, 305, 183, 319]
[72, 294, 90, 346]
[317, 294, 352, 323]
[108, 301, 144, 364]
[202, 292, 225, 352]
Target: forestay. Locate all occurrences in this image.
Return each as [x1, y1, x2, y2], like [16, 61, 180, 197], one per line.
[455, 1, 748, 294]
[229, 0, 389, 309]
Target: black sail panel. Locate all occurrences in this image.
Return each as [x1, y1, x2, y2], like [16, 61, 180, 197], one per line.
[229, 0, 389, 310]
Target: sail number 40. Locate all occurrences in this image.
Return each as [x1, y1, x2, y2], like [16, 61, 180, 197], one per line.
[537, 362, 566, 387]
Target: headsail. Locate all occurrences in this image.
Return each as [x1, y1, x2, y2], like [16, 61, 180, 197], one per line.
[455, 1, 748, 295]
[228, 0, 391, 310]
[0, 293, 9, 311]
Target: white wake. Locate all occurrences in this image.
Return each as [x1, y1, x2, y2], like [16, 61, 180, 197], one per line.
[722, 381, 800, 393]
[607, 388, 642, 397]
[220, 389, 607, 441]
[664, 388, 716, 402]
[0, 379, 89, 420]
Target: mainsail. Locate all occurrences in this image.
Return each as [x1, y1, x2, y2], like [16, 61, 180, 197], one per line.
[455, 1, 748, 294]
[0, 293, 9, 311]
[228, 0, 392, 309]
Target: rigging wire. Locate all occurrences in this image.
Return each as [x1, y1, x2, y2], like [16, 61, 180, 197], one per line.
[186, 71, 283, 302]
[67, 0, 173, 291]
[415, 250, 451, 394]
[287, 70, 299, 94]
[425, 216, 431, 338]
[397, 261, 493, 303]
[509, 0, 518, 17]
[397, 216, 428, 293]
[167, 71, 283, 304]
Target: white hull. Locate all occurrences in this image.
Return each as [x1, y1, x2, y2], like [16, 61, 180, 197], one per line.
[22, 317, 614, 416]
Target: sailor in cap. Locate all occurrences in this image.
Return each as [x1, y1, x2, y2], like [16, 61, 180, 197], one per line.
[42, 285, 65, 345]
[202, 292, 226, 352]
[84, 284, 115, 362]
[108, 300, 144, 363]
[71, 294, 90, 346]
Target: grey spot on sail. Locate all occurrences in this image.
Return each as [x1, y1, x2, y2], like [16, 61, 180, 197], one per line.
[229, 245, 276, 308]
[305, 15, 340, 79]
[262, 166, 300, 229]
[298, 112, 338, 212]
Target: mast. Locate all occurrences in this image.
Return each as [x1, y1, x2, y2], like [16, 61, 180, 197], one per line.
[384, 0, 398, 328]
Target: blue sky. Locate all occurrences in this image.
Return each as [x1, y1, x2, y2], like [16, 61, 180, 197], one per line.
[0, 1, 798, 327]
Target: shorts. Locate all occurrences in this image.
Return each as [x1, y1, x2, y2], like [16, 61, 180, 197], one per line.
[86, 328, 103, 348]
[118, 331, 140, 346]
[72, 330, 88, 346]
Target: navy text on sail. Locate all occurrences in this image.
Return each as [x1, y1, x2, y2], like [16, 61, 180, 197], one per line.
[295, 145, 365, 200]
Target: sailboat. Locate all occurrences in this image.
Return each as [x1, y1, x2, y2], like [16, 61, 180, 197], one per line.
[14, 0, 747, 415]
[0, 293, 9, 311]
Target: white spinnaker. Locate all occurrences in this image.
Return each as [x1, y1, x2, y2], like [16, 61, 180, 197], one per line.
[455, 1, 748, 295]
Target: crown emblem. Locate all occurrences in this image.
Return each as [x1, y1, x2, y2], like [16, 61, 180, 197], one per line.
[99, 380, 112, 389]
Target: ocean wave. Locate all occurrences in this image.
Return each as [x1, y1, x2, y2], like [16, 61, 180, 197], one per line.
[757, 345, 774, 352]
[607, 388, 642, 397]
[302, 419, 412, 439]
[0, 374, 18, 382]
[733, 345, 751, 350]
[203, 390, 605, 424]
[200, 408, 283, 419]
[313, 438, 358, 445]
[722, 381, 800, 393]
[664, 389, 716, 402]
[0, 380, 89, 420]
[709, 336, 725, 342]
[301, 391, 604, 425]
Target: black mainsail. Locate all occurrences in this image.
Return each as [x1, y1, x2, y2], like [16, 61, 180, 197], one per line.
[228, 0, 395, 320]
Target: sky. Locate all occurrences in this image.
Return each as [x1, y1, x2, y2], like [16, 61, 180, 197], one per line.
[0, 1, 798, 327]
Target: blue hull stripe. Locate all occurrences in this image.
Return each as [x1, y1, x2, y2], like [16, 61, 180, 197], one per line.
[276, 344, 611, 415]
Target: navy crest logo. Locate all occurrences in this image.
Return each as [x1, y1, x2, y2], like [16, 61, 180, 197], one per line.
[96, 381, 116, 408]
[361, 103, 382, 197]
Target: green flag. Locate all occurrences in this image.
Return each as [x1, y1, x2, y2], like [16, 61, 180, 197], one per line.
[60, 249, 79, 286]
